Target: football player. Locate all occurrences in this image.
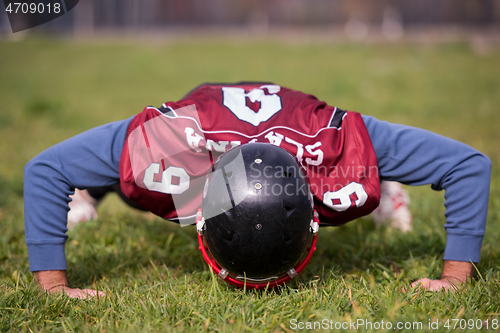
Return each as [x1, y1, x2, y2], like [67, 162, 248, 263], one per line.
[24, 83, 491, 298]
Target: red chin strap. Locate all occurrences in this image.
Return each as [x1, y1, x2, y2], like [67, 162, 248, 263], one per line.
[196, 209, 319, 289]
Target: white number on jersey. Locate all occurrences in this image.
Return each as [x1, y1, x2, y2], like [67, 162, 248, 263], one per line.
[323, 182, 368, 212]
[143, 163, 190, 194]
[222, 85, 282, 126]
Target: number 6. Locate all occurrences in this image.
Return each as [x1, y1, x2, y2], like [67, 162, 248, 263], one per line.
[323, 182, 368, 212]
[143, 163, 190, 194]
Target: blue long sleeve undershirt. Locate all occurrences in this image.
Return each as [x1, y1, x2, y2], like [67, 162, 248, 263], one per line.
[23, 115, 492, 271]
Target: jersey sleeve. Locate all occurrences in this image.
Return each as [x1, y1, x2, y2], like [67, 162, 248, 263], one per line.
[24, 117, 133, 271]
[362, 115, 492, 263]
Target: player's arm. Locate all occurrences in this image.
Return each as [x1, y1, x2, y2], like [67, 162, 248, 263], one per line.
[24, 117, 134, 298]
[362, 115, 491, 291]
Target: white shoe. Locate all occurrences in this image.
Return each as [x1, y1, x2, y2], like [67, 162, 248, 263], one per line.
[67, 189, 99, 229]
[372, 181, 412, 232]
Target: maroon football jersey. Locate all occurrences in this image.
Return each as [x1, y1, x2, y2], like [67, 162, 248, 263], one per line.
[120, 83, 380, 225]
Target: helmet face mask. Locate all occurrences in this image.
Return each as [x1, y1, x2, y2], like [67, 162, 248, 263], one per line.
[197, 143, 319, 288]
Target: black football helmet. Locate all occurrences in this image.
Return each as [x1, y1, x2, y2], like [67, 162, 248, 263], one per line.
[196, 142, 319, 289]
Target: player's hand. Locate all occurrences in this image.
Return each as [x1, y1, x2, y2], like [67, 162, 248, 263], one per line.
[406, 260, 473, 292]
[49, 285, 106, 299]
[34, 270, 105, 299]
[409, 278, 461, 291]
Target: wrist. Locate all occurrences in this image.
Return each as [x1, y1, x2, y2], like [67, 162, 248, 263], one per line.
[440, 275, 464, 283]
[34, 270, 69, 291]
[440, 260, 474, 283]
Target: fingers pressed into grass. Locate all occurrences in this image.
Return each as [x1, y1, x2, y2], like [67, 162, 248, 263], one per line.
[61, 287, 106, 299]
[407, 278, 462, 292]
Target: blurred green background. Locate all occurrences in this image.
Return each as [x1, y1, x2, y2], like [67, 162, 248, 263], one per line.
[0, 34, 499, 331]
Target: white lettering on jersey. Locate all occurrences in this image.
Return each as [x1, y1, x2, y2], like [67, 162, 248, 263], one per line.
[183, 127, 325, 167]
[285, 137, 304, 164]
[230, 141, 242, 149]
[206, 140, 229, 152]
[305, 142, 324, 166]
[185, 127, 240, 153]
[323, 182, 368, 212]
[265, 131, 284, 146]
[222, 85, 282, 126]
[185, 127, 204, 152]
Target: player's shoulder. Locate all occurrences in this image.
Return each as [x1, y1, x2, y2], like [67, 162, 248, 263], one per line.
[182, 81, 277, 98]
[181, 81, 316, 100]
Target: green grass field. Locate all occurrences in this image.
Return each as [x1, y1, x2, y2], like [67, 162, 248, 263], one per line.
[1, 36, 499, 332]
